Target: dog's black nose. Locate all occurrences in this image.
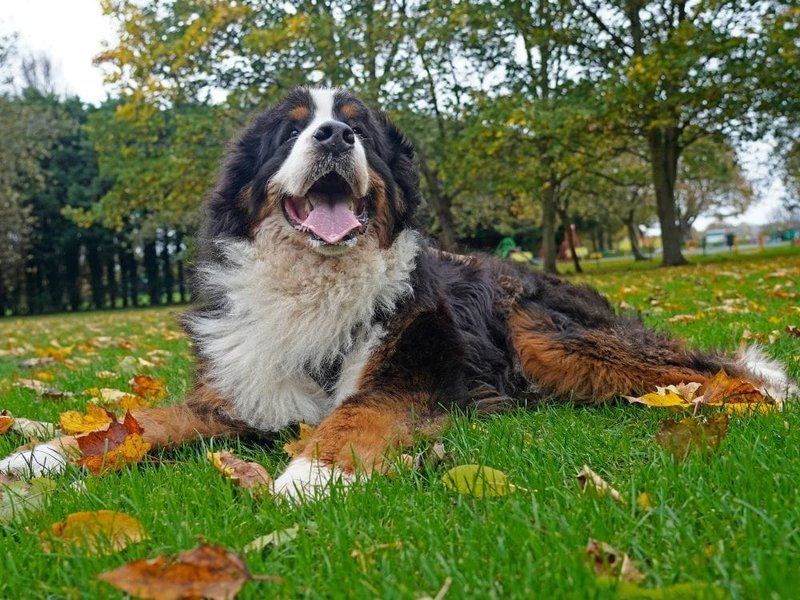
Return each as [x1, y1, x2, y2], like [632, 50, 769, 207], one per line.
[313, 120, 355, 155]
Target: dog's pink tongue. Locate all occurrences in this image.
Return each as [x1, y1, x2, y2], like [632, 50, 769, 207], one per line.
[300, 201, 361, 244]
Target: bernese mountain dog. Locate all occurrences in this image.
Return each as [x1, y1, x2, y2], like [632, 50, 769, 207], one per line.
[2, 88, 796, 498]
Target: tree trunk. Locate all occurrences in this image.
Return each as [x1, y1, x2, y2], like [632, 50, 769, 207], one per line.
[105, 254, 118, 309]
[64, 239, 81, 311]
[541, 179, 558, 275]
[558, 209, 582, 273]
[143, 242, 161, 306]
[622, 209, 647, 261]
[86, 242, 106, 309]
[160, 231, 174, 305]
[648, 128, 688, 266]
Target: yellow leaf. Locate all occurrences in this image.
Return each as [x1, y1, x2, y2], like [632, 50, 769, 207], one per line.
[442, 464, 523, 497]
[207, 450, 272, 493]
[637, 492, 652, 511]
[60, 405, 113, 435]
[42, 510, 147, 555]
[282, 423, 317, 457]
[128, 374, 167, 402]
[624, 391, 688, 408]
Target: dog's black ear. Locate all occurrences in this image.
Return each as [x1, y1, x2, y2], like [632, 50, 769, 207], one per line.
[377, 113, 422, 217]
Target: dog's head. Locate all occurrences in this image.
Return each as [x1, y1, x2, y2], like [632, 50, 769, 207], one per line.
[207, 88, 421, 255]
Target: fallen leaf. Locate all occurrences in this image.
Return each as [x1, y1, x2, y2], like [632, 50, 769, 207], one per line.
[655, 414, 729, 461]
[786, 325, 800, 338]
[60, 404, 114, 435]
[0, 476, 57, 523]
[128, 375, 167, 402]
[95, 370, 117, 380]
[624, 390, 688, 408]
[207, 451, 272, 493]
[667, 314, 696, 324]
[19, 356, 56, 369]
[586, 539, 645, 584]
[0, 411, 13, 434]
[244, 526, 299, 553]
[282, 423, 316, 457]
[98, 542, 269, 600]
[442, 464, 524, 497]
[637, 492, 652, 511]
[13, 378, 74, 399]
[75, 413, 151, 474]
[700, 370, 774, 412]
[42, 510, 147, 555]
[576, 465, 624, 504]
[12, 418, 58, 440]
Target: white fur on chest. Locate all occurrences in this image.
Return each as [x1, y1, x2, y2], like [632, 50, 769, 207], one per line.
[187, 224, 418, 431]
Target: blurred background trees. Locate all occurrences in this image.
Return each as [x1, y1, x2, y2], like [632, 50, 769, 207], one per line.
[1, 0, 797, 315]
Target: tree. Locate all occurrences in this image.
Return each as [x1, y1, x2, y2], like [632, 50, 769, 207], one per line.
[675, 138, 753, 241]
[574, 0, 775, 266]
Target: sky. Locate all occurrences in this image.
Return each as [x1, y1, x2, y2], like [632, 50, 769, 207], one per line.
[1, 0, 787, 229]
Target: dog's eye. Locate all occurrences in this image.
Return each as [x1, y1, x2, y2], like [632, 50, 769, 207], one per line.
[289, 127, 300, 139]
[352, 126, 363, 136]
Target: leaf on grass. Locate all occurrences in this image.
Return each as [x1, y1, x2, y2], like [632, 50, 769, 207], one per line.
[128, 375, 167, 402]
[13, 378, 74, 399]
[12, 417, 58, 440]
[75, 413, 151, 475]
[576, 465, 624, 504]
[586, 539, 645, 584]
[786, 325, 800, 338]
[60, 404, 114, 435]
[282, 423, 316, 457]
[42, 510, 147, 555]
[0, 476, 56, 523]
[637, 492, 652, 511]
[624, 390, 689, 408]
[86, 387, 151, 411]
[698, 370, 776, 414]
[19, 356, 56, 369]
[244, 526, 299, 553]
[0, 411, 13, 434]
[442, 464, 523, 497]
[207, 451, 272, 493]
[655, 413, 729, 461]
[98, 542, 269, 600]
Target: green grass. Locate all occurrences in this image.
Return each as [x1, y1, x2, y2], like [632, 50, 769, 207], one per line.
[1, 248, 799, 599]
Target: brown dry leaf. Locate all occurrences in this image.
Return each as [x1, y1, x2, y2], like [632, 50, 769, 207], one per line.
[282, 423, 316, 457]
[700, 369, 775, 412]
[657, 382, 702, 403]
[576, 465, 624, 504]
[60, 404, 114, 435]
[655, 413, 729, 461]
[0, 411, 13, 435]
[586, 539, 646, 584]
[18, 356, 56, 369]
[98, 542, 269, 600]
[207, 451, 273, 493]
[786, 325, 800, 338]
[14, 378, 74, 399]
[42, 510, 147, 555]
[75, 413, 152, 475]
[128, 375, 167, 402]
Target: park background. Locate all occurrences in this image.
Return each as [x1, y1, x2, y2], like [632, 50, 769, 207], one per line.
[1, 0, 798, 315]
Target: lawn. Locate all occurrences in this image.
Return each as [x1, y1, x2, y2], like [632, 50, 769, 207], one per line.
[1, 247, 799, 599]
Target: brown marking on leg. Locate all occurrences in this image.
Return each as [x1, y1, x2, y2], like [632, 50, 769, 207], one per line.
[297, 393, 446, 476]
[508, 307, 710, 402]
[132, 382, 246, 448]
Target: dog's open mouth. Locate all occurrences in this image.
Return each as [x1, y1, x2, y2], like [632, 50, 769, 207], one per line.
[282, 172, 368, 246]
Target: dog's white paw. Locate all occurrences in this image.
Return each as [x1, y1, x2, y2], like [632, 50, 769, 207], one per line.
[0, 443, 68, 478]
[273, 458, 354, 501]
[738, 346, 799, 404]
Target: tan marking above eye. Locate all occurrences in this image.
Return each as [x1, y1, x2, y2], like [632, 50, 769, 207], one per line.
[288, 105, 310, 121]
[339, 103, 360, 119]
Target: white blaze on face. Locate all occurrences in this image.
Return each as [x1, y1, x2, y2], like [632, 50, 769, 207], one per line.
[271, 88, 370, 198]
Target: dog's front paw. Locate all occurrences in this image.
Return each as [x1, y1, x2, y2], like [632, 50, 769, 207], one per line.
[0, 443, 68, 478]
[273, 458, 354, 502]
